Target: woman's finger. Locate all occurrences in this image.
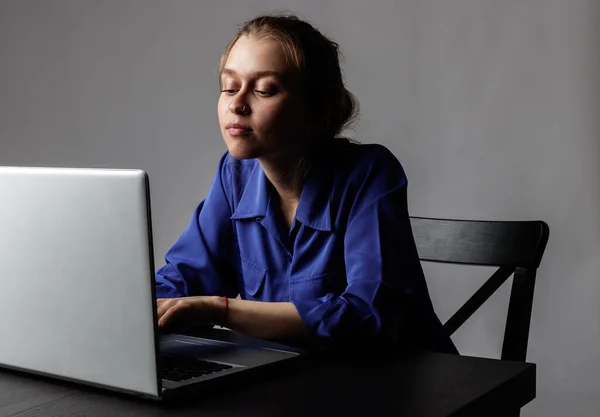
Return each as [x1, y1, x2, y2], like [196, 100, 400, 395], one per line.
[158, 301, 193, 333]
[156, 298, 174, 321]
[157, 304, 178, 329]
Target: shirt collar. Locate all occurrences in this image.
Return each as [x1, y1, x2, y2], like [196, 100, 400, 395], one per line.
[229, 158, 332, 232]
[229, 162, 269, 220]
[294, 162, 332, 231]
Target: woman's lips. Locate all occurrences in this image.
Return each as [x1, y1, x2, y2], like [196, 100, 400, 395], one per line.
[226, 123, 252, 136]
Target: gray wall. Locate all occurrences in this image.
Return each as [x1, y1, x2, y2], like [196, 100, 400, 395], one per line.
[1, 1, 598, 415]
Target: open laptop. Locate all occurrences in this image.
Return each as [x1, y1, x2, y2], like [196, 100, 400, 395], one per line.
[0, 166, 302, 400]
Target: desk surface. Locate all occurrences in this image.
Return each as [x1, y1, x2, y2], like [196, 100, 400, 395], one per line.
[0, 336, 535, 417]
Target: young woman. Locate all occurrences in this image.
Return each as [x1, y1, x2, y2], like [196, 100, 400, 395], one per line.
[155, 14, 456, 354]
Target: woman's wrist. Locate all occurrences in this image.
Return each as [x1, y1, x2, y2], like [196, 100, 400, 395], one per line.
[210, 295, 228, 326]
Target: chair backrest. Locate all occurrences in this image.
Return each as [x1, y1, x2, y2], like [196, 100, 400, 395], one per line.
[410, 217, 549, 362]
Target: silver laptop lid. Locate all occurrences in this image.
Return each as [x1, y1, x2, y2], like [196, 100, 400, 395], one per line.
[0, 166, 160, 398]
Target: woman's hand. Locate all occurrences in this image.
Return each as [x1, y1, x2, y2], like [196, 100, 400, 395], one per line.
[156, 296, 224, 333]
[157, 296, 312, 346]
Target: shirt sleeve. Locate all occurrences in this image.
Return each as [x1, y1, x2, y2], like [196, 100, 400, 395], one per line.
[155, 153, 239, 299]
[291, 147, 422, 351]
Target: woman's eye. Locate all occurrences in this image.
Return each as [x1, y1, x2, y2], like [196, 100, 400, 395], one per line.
[255, 90, 275, 97]
[221, 89, 237, 95]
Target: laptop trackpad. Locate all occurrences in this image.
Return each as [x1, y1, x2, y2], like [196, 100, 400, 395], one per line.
[160, 334, 296, 367]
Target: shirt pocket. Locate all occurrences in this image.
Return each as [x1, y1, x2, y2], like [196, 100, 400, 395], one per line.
[289, 273, 332, 301]
[240, 257, 267, 300]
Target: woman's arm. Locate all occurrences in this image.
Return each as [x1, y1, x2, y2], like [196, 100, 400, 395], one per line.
[289, 146, 418, 347]
[157, 296, 314, 347]
[155, 153, 238, 299]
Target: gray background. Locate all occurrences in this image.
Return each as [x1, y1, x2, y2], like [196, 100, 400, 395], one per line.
[1, 1, 598, 415]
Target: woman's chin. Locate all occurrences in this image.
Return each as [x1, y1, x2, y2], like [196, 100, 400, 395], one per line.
[225, 143, 262, 160]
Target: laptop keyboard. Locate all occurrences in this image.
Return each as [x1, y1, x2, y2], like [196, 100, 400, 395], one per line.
[160, 355, 233, 382]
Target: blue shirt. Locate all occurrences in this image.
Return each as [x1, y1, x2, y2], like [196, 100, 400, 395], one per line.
[156, 141, 456, 354]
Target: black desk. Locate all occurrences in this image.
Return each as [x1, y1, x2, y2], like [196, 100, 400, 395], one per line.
[0, 340, 535, 417]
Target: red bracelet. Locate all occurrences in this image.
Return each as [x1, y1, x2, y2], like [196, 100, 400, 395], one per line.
[222, 296, 229, 322]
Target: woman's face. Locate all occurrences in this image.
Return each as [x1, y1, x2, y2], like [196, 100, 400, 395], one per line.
[218, 35, 309, 162]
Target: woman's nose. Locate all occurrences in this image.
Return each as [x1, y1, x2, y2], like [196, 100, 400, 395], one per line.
[229, 96, 250, 115]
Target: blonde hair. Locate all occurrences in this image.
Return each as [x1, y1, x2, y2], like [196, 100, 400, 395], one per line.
[219, 14, 358, 142]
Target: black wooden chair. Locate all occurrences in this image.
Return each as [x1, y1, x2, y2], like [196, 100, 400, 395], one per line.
[410, 217, 549, 363]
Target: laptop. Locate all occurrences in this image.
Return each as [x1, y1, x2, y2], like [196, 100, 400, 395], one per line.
[0, 166, 302, 400]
